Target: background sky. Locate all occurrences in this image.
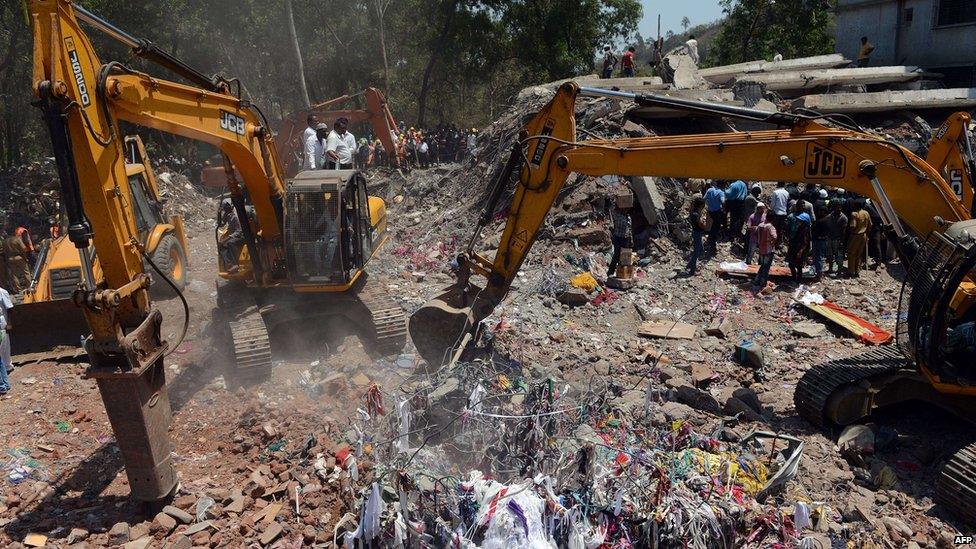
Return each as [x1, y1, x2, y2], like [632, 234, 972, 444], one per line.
[639, 0, 725, 40]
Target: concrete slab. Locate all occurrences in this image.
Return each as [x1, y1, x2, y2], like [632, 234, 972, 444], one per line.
[734, 66, 932, 95]
[629, 176, 666, 225]
[791, 88, 976, 113]
[700, 54, 850, 85]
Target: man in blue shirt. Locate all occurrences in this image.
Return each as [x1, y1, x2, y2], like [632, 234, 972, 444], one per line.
[725, 180, 748, 241]
[704, 180, 727, 254]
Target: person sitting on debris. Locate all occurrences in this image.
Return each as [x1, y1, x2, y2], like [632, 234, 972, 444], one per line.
[685, 196, 708, 276]
[0, 284, 12, 395]
[752, 217, 778, 290]
[811, 204, 830, 278]
[304, 114, 320, 170]
[773, 52, 783, 62]
[3, 222, 30, 293]
[857, 36, 875, 68]
[601, 45, 618, 79]
[704, 180, 727, 254]
[621, 46, 636, 77]
[685, 34, 700, 65]
[326, 117, 356, 170]
[217, 199, 244, 274]
[847, 199, 872, 278]
[608, 192, 633, 277]
[745, 202, 767, 265]
[824, 200, 848, 276]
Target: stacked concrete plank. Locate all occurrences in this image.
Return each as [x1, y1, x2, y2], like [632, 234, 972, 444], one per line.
[735, 66, 931, 95]
[700, 54, 850, 85]
[792, 88, 976, 113]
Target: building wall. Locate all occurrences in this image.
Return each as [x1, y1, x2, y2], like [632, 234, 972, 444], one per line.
[835, 0, 900, 65]
[836, 0, 976, 68]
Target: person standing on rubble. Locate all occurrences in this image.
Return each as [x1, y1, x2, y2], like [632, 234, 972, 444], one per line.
[326, 117, 356, 170]
[608, 191, 633, 277]
[811, 204, 830, 278]
[846, 199, 872, 278]
[685, 196, 708, 276]
[601, 45, 618, 79]
[621, 46, 636, 77]
[742, 184, 762, 249]
[825, 201, 848, 276]
[13, 222, 36, 269]
[857, 36, 875, 67]
[787, 207, 812, 281]
[3, 222, 30, 293]
[752, 216, 778, 290]
[685, 34, 700, 65]
[769, 182, 790, 247]
[0, 284, 12, 395]
[303, 114, 320, 170]
[724, 179, 748, 241]
[745, 202, 766, 265]
[704, 180, 727, 254]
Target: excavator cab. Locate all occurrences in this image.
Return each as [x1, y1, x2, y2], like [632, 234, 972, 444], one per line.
[283, 170, 382, 284]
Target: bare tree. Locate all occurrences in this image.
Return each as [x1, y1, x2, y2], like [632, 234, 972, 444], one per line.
[681, 16, 691, 32]
[372, 0, 393, 97]
[285, 0, 311, 108]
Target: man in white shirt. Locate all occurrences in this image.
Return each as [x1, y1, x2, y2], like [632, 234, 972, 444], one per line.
[0, 286, 13, 394]
[303, 114, 320, 170]
[685, 34, 700, 65]
[770, 182, 791, 246]
[325, 117, 356, 170]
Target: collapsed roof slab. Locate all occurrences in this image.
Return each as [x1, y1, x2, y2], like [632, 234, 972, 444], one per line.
[735, 66, 934, 96]
[700, 54, 851, 85]
[574, 75, 669, 92]
[792, 88, 976, 113]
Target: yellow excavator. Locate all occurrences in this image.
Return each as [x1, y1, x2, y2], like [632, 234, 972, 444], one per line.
[29, 0, 404, 501]
[408, 82, 976, 523]
[10, 135, 189, 357]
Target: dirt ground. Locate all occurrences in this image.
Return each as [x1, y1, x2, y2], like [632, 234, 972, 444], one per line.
[0, 160, 974, 548]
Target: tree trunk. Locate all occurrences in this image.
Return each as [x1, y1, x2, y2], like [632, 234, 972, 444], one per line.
[284, 0, 311, 108]
[374, 0, 392, 97]
[416, 0, 460, 127]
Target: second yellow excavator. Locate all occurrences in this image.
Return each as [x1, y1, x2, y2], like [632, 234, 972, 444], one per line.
[408, 82, 976, 523]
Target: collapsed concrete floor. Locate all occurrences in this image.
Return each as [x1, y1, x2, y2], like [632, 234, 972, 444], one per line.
[2, 96, 976, 549]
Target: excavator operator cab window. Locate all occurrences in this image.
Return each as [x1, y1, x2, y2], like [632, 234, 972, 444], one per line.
[127, 174, 159, 238]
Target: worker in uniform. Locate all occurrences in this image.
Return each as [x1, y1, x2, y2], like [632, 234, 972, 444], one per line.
[846, 199, 872, 278]
[3, 222, 30, 293]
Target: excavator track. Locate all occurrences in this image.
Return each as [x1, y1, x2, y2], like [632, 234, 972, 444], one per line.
[227, 307, 272, 383]
[794, 346, 907, 428]
[357, 281, 407, 356]
[938, 443, 976, 526]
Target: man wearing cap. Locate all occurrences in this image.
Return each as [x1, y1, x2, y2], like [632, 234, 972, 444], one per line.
[303, 114, 320, 170]
[326, 117, 357, 170]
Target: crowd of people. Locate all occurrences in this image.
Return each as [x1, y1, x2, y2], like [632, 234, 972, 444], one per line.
[603, 179, 891, 295]
[302, 114, 479, 172]
[682, 180, 887, 290]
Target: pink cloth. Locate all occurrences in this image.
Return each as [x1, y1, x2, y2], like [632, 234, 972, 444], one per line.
[757, 222, 778, 256]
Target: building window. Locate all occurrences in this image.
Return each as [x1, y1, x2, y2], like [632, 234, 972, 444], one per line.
[938, 0, 976, 26]
[904, 7, 913, 24]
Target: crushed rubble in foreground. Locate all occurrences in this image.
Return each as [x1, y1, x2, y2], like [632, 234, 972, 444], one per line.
[1, 87, 974, 547]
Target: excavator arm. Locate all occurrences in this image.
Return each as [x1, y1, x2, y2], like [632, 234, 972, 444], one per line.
[29, 0, 287, 500]
[926, 112, 976, 216]
[410, 81, 970, 366]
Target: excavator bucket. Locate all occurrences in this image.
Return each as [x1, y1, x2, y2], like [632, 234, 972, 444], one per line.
[9, 298, 88, 357]
[408, 284, 480, 368]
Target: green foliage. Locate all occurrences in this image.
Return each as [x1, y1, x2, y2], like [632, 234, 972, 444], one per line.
[710, 0, 835, 66]
[1, 0, 641, 167]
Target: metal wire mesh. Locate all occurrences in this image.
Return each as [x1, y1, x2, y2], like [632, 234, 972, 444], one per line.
[897, 232, 960, 359]
[284, 188, 341, 283]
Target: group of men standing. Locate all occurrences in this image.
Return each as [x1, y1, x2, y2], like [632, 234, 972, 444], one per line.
[683, 180, 882, 289]
[303, 114, 358, 171]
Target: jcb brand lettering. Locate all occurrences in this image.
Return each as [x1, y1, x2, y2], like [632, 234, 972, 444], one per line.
[935, 121, 951, 140]
[65, 41, 90, 107]
[950, 169, 964, 200]
[529, 119, 555, 167]
[805, 144, 846, 179]
[220, 111, 246, 136]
